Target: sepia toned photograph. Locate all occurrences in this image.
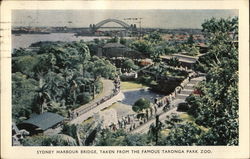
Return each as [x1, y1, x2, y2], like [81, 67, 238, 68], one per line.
[11, 9, 239, 146]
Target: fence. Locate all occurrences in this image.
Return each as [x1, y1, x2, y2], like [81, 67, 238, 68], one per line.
[126, 71, 204, 132]
[71, 79, 121, 119]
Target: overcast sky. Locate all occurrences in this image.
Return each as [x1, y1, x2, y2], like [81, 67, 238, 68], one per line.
[12, 10, 238, 29]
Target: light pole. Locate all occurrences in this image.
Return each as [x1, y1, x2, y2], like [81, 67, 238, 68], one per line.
[124, 17, 143, 39]
[138, 18, 143, 39]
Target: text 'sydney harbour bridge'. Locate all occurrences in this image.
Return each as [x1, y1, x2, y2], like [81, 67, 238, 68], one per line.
[89, 18, 138, 32]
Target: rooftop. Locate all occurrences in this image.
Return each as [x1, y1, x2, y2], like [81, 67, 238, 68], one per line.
[160, 54, 199, 64]
[20, 112, 64, 131]
[103, 43, 126, 48]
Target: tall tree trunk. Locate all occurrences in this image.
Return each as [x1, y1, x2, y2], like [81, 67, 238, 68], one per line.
[155, 115, 159, 145]
[76, 129, 83, 146]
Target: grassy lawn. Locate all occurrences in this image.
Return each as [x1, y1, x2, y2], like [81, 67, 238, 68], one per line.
[179, 113, 195, 122]
[161, 129, 171, 136]
[179, 112, 209, 132]
[82, 116, 93, 125]
[121, 81, 148, 90]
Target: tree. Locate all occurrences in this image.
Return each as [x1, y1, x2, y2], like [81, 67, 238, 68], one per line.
[132, 98, 151, 113]
[96, 129, 126, 146]
[150, 46, 165, 61]
[161, 122, 204, 146]
[122, 133, 149, 146]
[186, 17, 239, 145]
[61, 124, 78, 144]
[130, 32, 164, 59]
[167, 57, 181, 67]
[85, 56, 117, 79]
[123, 59, 138, 72]
[148, 115, 163, 145]
[186, 94, 202, 118]
[144, 31, 162, 43]
[196, 17, 238, 72]
[188, 45, 199, 56]
[12, 48, 33, 57]
[21, 134, 77, 146]
[107, 36, 119, 43]
[61, 121, 102, 146]
[44, 71, 65, 101]
[120, 37, 127, 45]
[12, 55, 39, 78]
[192, 59, 238, 145]
[12, 72, 38, 123]
[151, 17, 239, 146]
[33, 83, 51, 114]
[187, 34, 195, 45]
[96, 129, 149, 146]
[202, 17, 238, 40]
[129, 40, 153, 57]
[164, 113, 182, 129]
[12, 40, 104, 123]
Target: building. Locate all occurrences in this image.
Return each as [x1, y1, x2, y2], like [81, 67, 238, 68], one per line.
[196, 43, 209, 53]
[18, 112, 64, 135]
[161, 54, 200, 69]
[98, 43, 144, 59]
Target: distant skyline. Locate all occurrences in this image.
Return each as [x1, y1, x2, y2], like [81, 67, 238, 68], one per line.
[12, 10, 238, 29]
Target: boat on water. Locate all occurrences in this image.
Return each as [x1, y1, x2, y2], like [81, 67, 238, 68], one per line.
[12, 30, 51, 35]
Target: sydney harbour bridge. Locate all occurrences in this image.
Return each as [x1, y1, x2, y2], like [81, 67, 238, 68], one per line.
[89, 18, 138, 33]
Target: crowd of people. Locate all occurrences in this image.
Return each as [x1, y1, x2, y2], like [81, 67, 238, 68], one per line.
[105, 70, 202, 132]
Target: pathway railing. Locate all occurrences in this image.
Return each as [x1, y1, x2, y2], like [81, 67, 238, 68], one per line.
[70, 79, 121, 120]
[109, 71, 205, 133]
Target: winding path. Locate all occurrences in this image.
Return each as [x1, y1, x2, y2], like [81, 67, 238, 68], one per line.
[70, 79, 124, 124]
[73, 79, 114, 113]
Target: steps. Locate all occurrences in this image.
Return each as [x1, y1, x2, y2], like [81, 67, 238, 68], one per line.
[180, 89, 193, 94]
[176, 94, 189, 99]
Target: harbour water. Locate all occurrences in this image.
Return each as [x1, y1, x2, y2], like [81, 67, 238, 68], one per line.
[12, 33, 111, 50]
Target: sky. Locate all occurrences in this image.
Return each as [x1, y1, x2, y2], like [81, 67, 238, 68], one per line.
[12, 10, 238, 29]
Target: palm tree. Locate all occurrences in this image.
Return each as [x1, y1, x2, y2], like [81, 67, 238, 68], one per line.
[148, 115, 163, 145]
[72, 80, 78, 104]
[34, 84, 51, 114]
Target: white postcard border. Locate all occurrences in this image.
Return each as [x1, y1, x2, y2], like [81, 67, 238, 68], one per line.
[1, 1, 249, 159]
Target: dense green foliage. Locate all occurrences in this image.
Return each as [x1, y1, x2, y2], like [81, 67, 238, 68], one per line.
[123, 58, 139, 72]
[96, 129, 149, 146]
[12, 73, 38, 123]
[137, 62, 188, 94]
[12, 41, 117, 123]
[129, 32, 166, 61]
[21, 134, 77, 146]
[160, 122, 204, 146]
[196, 17, 238, 72]
[132, 98, 151, 113]
[166, 57, 181, 67]
[148, 63, 188, 79]
[167, 16, 239, 145]
[148, 115, 163, 145]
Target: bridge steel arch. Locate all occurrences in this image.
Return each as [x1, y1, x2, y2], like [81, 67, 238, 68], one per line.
[91, 19, 132, 31]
